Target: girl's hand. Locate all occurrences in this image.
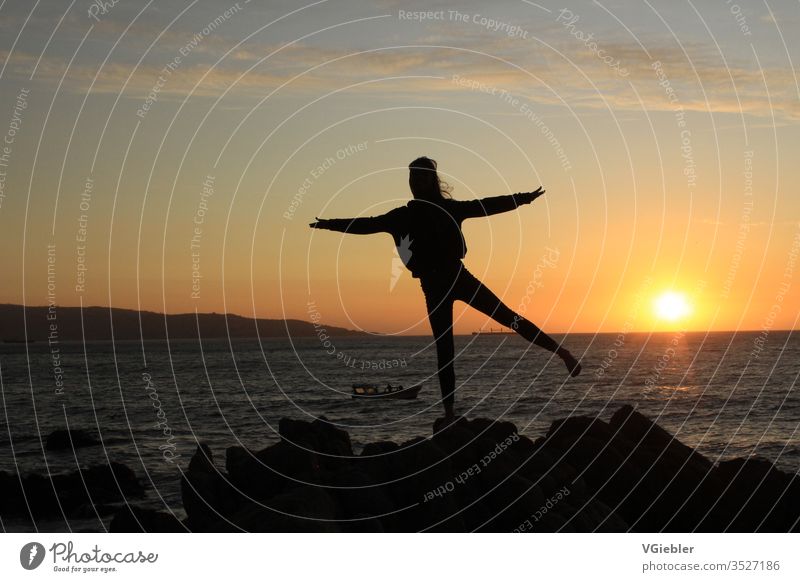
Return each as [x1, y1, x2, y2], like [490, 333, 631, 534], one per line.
[516, 187, 545, 204]
[309, 217, 328, 229]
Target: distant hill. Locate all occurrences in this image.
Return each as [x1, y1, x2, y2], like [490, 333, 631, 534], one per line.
[0, 304, 368, 342]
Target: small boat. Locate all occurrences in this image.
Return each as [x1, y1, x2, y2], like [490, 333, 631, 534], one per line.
[352, 383, 422, 400]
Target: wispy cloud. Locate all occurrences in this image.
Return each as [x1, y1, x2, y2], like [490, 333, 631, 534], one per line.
[1, 11, 797, 120]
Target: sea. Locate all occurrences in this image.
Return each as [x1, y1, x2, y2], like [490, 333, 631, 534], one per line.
[1, 330, 798, 531]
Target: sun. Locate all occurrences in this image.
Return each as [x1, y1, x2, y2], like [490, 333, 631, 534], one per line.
[653, 291, 692, 322]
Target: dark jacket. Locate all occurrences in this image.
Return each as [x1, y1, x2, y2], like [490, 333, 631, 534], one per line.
[322, 194, 532, 278]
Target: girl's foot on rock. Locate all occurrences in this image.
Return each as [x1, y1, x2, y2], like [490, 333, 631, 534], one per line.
[434, 412, 464, 433]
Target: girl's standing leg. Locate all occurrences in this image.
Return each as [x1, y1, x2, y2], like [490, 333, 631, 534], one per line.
[421, 279, 457, 416]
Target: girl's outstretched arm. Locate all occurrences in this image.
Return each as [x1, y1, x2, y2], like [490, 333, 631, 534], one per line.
[309, 211, 394, 235]
[457, 187, 545, 219]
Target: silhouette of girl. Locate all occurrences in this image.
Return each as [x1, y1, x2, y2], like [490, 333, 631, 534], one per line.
[310, 157, 581, 417]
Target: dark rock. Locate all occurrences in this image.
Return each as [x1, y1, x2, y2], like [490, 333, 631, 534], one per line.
[224, 439, 319, 503]
[340, 517, 385, 532]
[466, 417, 519, 443]
[542, 416, 649, 523]
[385, 437, 463, 531]
[178, 407, 797, 532]
[610, 405, 713, 474]
[222, 417, 355, 507]
[279, 416, 353, 460]
[229, 486, 339, 532]
[604, 406, 725, 531]
[0, 462, 146, 520]
[361, 441, 399, 456]
[70, 502, 116, 519]
[46, 429, 100, 451]
[41, 405, 793, 533]
[354, 441, 399, 491]
[532, 406, 800, 532]
[322, 465, 394, 525]
[705, 457, 800, 532]
[432, 415, 470, 434]
[181, 444, 240, 531]
[224, 446, 252, 488]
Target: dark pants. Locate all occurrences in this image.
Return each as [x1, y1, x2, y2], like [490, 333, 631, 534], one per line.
[420, 264, 561, 413]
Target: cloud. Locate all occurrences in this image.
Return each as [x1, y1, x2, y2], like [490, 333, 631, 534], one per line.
[1, 21, 797, 121]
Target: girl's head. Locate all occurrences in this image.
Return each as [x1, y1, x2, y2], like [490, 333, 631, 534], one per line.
[408, 156, 452, 202]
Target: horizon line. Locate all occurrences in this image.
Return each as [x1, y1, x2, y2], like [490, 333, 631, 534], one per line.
[2, 303, 796, 336]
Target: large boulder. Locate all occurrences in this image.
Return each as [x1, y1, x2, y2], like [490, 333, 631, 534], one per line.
[380, 436, 464, 531]
[225, 440, 318, 501]
[181, 444, 241, 531]
[533, 405, 800, 532]
[278, 416, 353, 461]
[542, 415, 650, 524]
[606, 405, 723, 531]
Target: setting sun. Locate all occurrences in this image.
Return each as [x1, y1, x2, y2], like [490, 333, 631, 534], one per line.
[653, 291, 692, 322]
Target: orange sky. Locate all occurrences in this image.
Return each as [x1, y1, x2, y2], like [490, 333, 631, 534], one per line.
[1, 1, 798, 334]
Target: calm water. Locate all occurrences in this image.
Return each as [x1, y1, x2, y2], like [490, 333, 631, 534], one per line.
[1, 330, 798, 529]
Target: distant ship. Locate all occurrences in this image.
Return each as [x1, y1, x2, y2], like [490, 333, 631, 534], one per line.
[471, 327, 515, 336]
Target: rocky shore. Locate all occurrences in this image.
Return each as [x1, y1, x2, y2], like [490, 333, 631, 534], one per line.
[3, 405, 798, 532]
[0, 462, 145, 525]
